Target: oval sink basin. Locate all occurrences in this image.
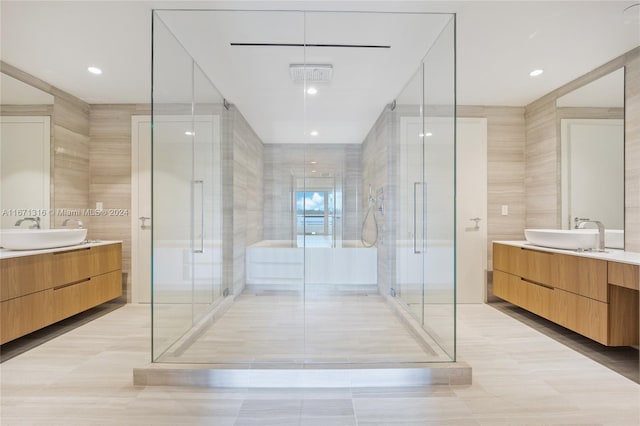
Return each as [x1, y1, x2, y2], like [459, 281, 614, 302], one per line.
[524, 229, 598, 250]
[0, 228, 88, 250]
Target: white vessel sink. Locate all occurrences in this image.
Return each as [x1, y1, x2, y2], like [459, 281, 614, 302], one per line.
[0, 228, 87, 250]
[524, 229, 599, 250]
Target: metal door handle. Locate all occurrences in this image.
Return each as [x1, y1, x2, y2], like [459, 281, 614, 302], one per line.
[139, 216, 151, 228]
[193, 180, 204, 253]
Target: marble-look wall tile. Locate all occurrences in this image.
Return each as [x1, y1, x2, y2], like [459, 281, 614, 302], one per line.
[230, 108, 264, 294]
[625, 51, 640, 252]
[459, 106, 527, 300]
[52, 98, 91, 228]
[263, 144, 361, 241]
[362, 108, 392, 295]
[88, 104, 150, 302]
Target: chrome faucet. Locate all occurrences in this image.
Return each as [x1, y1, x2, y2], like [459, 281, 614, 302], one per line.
[577, 220, 605, 251]
[14, 217, 41, 229]
[62, 218, 84, 228]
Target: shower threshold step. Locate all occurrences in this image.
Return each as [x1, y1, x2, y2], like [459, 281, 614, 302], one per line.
[133, 361, 472, 388]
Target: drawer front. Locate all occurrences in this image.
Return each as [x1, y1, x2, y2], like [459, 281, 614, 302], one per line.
[51, 243, 122, 286]
[493, 270, 553, 318]
[552, 254, 607, 302]
[0, 289, 54, 344]
[493, 243, 553, 284]
[519, 248, 553, 284]
[1, 254, 53, 301]
[552, 289, 608, 345]
[53, 270, 122, 321]
[608, 262, 639, 291]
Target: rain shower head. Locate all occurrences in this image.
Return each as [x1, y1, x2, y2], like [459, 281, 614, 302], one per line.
[289, 64, 333, 83]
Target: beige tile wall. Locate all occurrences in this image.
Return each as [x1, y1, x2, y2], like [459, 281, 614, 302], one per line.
[458, 106, 527, 275]
[88, 104, 150, 301]
[625, 51, 640, 252]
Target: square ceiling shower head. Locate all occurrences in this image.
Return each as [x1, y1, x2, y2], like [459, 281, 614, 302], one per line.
[289, 64, 333, 83]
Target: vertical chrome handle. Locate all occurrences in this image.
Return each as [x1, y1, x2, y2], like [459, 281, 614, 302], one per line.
[413, 182, 422, 254]
[193, 180, 204, 253]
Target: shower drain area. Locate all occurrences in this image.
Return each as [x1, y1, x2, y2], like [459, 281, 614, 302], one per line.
[136, 291, 471, 387]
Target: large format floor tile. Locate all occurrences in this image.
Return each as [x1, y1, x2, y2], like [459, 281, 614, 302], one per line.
[1, 303, 638, 425]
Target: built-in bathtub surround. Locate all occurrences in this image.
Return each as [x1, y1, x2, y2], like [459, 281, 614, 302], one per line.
[246, 240, 377, 290]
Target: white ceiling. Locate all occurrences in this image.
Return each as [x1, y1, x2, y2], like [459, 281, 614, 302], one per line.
[1, 1, 639, 143]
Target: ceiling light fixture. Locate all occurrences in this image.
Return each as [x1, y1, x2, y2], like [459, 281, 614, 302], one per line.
[87, 66, 102, 75]
[289, 64, 333, 83]
[307, 87, 318, 95]
[310, 161, 317, 164]
[310, 130, 319, 136]
[529, 69, 544, 77]
[185, 131, 194, 136]
[425, 132, 433, 137]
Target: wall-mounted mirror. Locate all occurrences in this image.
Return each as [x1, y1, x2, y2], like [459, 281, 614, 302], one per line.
[557, 67, 624, 248]
[0, 72, 54, 229]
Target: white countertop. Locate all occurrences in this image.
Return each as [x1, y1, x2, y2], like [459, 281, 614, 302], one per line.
[494, 241, 640, 266]
[0, 240, 121, 260]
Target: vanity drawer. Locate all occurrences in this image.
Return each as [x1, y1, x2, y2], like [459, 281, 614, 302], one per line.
[552, 254, 607, 302]
[493, 243, 553, 284]
[552, 288, 608, 345]
[0, 289, 54, 344]
[608, 262, 639, 291]
[493, 270, 553, 318]
[0, 254, 53, 301]
[51, 244, 121, 286]
[53, 270, 122, 321]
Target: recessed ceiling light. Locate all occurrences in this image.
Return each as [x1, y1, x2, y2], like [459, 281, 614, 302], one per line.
[529, 69, 544, 77]
[87, 66, 102, 75]
[310, 130, 319, 136]
[185, 131, 194, 136]
[425, 132, 433, 137]
[311, 170, 317, 173]
[310, 161, 317, 164]
[307, 87, 318, 95]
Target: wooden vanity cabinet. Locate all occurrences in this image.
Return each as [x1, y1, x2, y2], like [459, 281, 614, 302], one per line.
[493, 243, 639, 346]
[0, 243, 122, 345]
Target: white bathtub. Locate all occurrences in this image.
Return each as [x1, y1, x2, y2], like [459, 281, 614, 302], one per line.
[246, 240, 377, 286]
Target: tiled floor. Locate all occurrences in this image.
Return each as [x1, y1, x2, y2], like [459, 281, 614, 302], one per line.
[1, 303, 639, 425]
[490, 301, 639, 384]
[160, 291, 447, 364]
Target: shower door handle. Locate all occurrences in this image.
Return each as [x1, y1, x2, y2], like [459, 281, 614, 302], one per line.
[193, 180, 204, 253]
[413, 182, 424, 254]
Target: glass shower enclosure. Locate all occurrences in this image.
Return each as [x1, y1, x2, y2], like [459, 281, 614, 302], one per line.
[151, 9, 456, 366]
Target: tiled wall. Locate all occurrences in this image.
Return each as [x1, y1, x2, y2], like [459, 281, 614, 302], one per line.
[524, 46, 640, 251]
[458, 106, 527, 276]
[625, 51, 640, 253]
[362, 108, 392, 294]
[89, 104, 150, 301]
[229, 107, 264, 294]
[263, 144, 361, 241]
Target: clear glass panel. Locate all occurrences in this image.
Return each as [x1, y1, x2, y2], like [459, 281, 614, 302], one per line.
[393, 65, 425, 326]
[192, 63, 225, 321]
[151, 13, 195, 360]
[151, 9, 455, 365]
[422, 17, 456, 360]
